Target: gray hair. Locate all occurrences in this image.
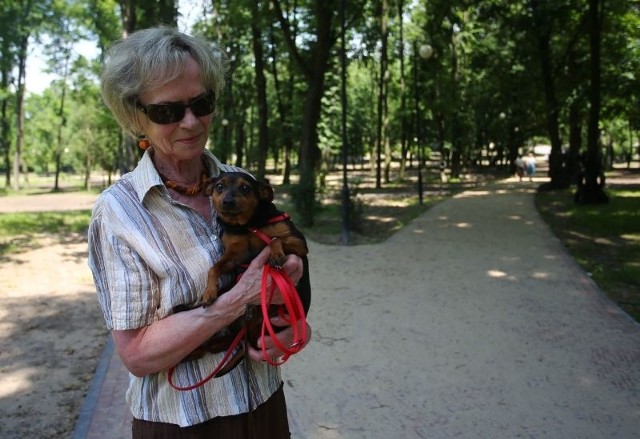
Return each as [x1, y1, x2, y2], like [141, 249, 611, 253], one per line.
[100, 26, 227, 138]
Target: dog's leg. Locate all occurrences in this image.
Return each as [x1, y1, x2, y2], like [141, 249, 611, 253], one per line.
[281, 236, 309, 258]
[201, 255, 237, 306]
[201, 265, 222, 306]
[268, 238, 286, 268]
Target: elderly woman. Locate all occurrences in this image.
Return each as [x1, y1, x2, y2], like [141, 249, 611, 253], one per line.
[88, 26, 311, 438]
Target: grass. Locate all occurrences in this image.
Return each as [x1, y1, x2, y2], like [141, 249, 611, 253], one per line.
[535, 187, 640, 323]
[0, 211, 92, 257]
[0, 171, 106, 197]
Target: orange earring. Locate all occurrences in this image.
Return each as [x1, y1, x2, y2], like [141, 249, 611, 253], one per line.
[138, 135, 150, 150]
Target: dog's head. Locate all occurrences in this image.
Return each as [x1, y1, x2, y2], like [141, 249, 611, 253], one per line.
[205, 172, 274, 226]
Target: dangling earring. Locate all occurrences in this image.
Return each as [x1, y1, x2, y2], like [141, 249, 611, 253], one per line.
[138, 135, 150, 150]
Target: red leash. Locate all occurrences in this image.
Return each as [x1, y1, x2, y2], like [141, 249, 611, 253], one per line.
[168, 327, 246, 391]
[258, 264, 307, 366]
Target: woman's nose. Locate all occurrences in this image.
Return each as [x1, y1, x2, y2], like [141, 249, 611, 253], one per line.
[179, 107, 199, 126]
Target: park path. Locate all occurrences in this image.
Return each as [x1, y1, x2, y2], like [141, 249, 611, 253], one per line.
[282, 179, 640, 438]
[65, 177, 640, 439]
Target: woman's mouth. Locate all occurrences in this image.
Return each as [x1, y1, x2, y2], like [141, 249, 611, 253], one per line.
[178, 133, 202, 145]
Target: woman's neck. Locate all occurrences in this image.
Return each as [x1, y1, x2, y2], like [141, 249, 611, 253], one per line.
[151, 150, 206, 185]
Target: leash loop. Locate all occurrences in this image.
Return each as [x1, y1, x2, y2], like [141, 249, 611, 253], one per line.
[259, 265, 307, 366]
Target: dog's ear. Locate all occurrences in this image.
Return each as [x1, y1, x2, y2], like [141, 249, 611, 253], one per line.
[203, 176, 220, 196]
[257, 179, 274, 202]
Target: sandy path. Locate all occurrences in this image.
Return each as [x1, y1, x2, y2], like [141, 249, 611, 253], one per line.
[0, 190, 106, 439]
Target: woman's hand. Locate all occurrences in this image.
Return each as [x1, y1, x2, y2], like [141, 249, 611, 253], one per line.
[246, 318, 312, 363]
[234, 247, 305, 307]
[226, 246, 308, 363]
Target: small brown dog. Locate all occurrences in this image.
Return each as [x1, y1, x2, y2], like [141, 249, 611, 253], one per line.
[172, 172, 308, 378]
[201, 171, 308, 307]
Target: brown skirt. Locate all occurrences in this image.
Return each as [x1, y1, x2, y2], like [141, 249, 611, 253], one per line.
[132, 385, 290, 439]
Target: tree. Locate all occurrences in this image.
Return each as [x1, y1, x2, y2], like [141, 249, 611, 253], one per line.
[575, 0, 608, 204]
[250, 0, 269, 180]
[375, 0, 389, 188]
[8, 0, 51, 190]
[272, 0, 340, 226]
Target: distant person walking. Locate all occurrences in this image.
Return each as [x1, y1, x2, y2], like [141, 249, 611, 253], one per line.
[514, 155, 525, 182]
[525, 153, 536, 181]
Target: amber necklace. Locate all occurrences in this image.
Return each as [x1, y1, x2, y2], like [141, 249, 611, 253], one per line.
[157, 156, 209, 196]
[158, 171, 208, 196]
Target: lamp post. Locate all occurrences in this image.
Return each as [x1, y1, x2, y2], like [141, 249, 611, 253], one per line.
[413, 42, 433, 205]
[498, 111, 506, 166]
[221, 118, 230, 160]
[340, 0, 350, 244]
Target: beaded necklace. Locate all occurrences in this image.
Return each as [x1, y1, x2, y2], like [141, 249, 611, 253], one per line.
[158, 162, 209, 196]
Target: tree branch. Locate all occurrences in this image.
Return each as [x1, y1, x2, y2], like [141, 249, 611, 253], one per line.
[271, 0, 312, 80]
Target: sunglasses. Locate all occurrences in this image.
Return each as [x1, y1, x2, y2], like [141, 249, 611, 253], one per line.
[137, 92, 216, 124]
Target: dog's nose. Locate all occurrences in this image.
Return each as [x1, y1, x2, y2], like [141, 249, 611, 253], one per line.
[222, 197, 236, 208]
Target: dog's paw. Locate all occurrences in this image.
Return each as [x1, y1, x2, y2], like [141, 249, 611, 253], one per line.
[200, 287, 219, 308]
[268, 256, 286, 269]
[200, 297, 217, 308]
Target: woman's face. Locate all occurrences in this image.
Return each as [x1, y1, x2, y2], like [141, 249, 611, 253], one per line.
[138, 56, 213, 164]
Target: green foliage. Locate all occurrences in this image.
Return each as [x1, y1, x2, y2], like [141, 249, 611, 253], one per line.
[1, 0, 639, 208]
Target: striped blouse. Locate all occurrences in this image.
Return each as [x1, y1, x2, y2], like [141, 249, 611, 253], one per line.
[87, 149, 282, 427]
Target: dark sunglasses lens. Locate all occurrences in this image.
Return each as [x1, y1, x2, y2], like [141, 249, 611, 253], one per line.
[146, 104, 184, 124]
[143, 93, 215, 124]
[190, 94, 216, 117]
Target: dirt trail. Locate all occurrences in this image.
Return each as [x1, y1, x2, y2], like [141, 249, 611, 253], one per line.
[0, 192, 105, 439]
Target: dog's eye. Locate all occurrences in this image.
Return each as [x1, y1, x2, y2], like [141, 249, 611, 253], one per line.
[214, 183, 225, 192]
[239, 184, 251, 194]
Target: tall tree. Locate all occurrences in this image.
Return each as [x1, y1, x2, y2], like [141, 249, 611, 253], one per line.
[0, 3, 18, 186]
[272, 0, 339, 226]
[10, 0, 50, 190]
[41, 0, 90, 191]
[268, 20, 297, 184]
[531, 0, 565, 188]
[250, 0, 269, 180]
[375, 0, 389, 188]
[576, 0, 608, 203]
[396, 0, 409, 180]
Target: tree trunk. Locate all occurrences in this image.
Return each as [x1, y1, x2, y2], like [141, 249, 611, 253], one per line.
[1, 69, 10, 187]
[448, 28, 461, 178]
[251, 1, 269, 180]
[12, 35, 28, 191]
[397, 0, 407, 180]
[118, 0, 139, 173]
[269, 24, 294, 185]
[54, 48, 71, 192]
[566, 51, 582, 185]
[376, 0, 388, 188]
[119, 0, 136, 36]
[272, 0, 336, 226]
[234, 120, 245, 168]
[575, 0, 608, 204]
[532, 0, 566, 190]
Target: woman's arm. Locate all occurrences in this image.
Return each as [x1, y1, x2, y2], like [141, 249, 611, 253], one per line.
[112, 248, 304, 377]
